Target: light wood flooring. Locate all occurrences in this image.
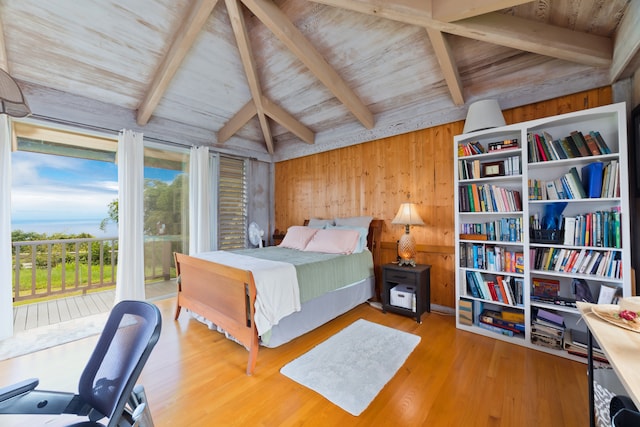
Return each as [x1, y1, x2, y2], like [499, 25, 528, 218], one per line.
[0, 298, 590, 426]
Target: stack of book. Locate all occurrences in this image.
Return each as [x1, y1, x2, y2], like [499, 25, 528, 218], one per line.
[488, 138, 519, 152]
[531, 308, 564, 350]
[563, 328, 608, 364]
[478, 309, 525, 337]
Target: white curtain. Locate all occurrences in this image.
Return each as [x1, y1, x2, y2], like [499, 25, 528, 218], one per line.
[115, 129, 145, 302]
[0, 116, 12, 339]
[189, 145, 211, 254]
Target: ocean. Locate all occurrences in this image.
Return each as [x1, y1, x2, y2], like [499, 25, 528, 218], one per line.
[12, 219, 119, 238]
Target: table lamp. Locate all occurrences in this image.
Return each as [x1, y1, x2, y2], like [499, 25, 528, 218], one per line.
[392, 202, 424, 266]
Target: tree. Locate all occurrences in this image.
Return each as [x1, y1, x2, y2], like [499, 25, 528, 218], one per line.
[100, 199, 119, 231]
[100, 174, 185, 235]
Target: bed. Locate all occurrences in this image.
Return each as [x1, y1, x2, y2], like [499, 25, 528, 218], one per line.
[173, 218, 383, 375]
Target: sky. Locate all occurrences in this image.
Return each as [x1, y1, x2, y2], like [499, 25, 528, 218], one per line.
[11, 150, 180, 224]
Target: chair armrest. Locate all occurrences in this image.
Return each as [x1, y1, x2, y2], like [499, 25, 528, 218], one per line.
[0, 378, 39, 402]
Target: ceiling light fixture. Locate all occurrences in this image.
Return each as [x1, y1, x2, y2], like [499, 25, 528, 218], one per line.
[0, 68, 30, 117]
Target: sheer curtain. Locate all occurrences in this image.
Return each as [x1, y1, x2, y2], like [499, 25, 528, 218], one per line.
[0, 116, 12, 339]
[189, 145, 211, 254]
[115, 129, 145, 302]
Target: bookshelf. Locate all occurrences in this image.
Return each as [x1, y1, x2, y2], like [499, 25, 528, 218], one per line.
[454, 102, 631, 363]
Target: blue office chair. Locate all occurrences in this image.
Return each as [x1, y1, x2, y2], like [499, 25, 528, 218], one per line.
[0, 300, 162, 426]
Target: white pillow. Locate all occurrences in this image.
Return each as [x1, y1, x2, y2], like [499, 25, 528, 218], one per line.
[307, 218, 334, 229]
[303, 228, 360, 254]
[334, 216, 373, 229]
[278, 226, 318, 250]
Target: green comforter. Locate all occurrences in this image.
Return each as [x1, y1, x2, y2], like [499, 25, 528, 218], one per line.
[231, 247, 374, 303]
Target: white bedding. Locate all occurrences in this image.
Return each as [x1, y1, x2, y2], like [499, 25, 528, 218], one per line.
[194, 251, 300, 336]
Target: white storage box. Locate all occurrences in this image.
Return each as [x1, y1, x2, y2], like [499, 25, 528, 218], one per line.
[390, 284, 416, 312]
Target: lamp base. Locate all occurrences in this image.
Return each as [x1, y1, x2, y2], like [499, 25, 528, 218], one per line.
[398, 258, 416, 267]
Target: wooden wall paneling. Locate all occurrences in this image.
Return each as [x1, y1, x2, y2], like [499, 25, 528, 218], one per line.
[274, 87, 614, 308]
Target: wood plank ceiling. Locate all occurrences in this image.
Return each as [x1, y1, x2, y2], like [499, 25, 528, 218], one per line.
[0, 0, 637, 162]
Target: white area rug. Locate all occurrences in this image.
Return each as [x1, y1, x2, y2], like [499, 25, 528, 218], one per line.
[280, 318, 420, 416]
[0, 312, 108, 361]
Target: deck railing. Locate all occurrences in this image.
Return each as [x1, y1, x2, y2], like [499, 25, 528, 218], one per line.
[11, 235, 183, 302]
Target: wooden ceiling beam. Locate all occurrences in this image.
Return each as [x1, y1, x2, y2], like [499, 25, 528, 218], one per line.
[136, 0, 219, 126]
[610, 0, 640, 81]
[261, 96, 315, 145]
[425, 28, 464, 105]
[225, 0, 274, 154]
[447, 13, 612, 68]
[431, 0, 531, 22]
[218, 100, 257, 143]
[310, 1, 612, 67]
[241, 0, 374, 130]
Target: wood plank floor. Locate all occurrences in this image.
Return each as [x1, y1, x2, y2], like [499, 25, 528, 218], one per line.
[12, 280, 177, 332]
[0, 298, 591, 426]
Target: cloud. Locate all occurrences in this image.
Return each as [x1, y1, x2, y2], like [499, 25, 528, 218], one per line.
[11, 152, 117, 221]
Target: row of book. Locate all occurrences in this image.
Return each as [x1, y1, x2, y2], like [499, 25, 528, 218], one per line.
[562, 209, 622, 248]
[478, 308, 525, 336]
[460, 217, 524, 242]
[459, 183, 523, 213]
[465, 270, 524, 306]
[458, 140, 486, 156]
[528, 161, 619, 201]
[458, 155, 521, 180]
[528, 130, 611, 163]
[458, 139, 520, 157]
[530, 247, 623, 279]
[530, 308, 564, 350]
[460, 242, 525, 273]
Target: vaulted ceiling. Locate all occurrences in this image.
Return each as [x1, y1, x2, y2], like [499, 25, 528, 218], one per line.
[1, 0, 638, 162]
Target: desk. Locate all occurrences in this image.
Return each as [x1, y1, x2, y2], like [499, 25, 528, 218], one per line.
[578, 302, 640, 427]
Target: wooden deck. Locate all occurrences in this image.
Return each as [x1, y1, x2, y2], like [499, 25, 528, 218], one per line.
[12, 280, 177, 333]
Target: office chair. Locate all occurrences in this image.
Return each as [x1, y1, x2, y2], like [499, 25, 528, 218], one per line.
[611, 395, 640, 427]
[0, 300, 162, 426]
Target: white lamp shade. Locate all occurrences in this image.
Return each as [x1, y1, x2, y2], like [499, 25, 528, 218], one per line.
[463, 99, 505, 134]
[392, 203, 424, 226]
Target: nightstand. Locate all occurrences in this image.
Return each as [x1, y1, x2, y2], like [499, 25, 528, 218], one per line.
[382, 263, 431, 323]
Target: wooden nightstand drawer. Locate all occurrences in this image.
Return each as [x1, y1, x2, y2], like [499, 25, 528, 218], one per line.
[384, 270, 418, 283]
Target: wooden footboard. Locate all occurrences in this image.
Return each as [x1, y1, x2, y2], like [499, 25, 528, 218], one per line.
[174, 252, 259, 375]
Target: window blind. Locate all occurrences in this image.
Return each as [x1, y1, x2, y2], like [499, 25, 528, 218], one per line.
[218, 155, 247, 250]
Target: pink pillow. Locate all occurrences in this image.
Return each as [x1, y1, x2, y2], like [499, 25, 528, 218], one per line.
[303, 228, 360, 254]
[279, 226, 318, 250]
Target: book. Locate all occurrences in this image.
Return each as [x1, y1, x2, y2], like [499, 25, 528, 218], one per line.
[535, 308, 564, 327]
[458, 299, 473, 325]
[567, 166, 587, 198]
[560, 136, 581, 158]
[581, 162, 604, 198]
[563, 216, 576, 245]
[570, 131, 590, 157]
[583, 132, 601, 156]
[480, 310, 525, 333]
[532, 277, 560, 297]
[590, 131, 611, 154]
[531, 331, 563, 350]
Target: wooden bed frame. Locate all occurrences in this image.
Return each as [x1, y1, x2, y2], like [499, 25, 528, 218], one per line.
[174, 219, 383, 375]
